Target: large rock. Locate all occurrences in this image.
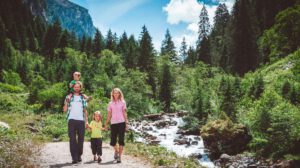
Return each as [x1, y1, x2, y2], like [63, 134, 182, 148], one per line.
[143, 113, 162, 121]
[0, 121, 10, 129]
[200, 119, 251, 160]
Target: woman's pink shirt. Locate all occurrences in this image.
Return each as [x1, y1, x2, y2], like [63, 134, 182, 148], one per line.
[107, 100, 126, 124]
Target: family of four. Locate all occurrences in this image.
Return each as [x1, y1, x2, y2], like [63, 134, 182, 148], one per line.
[63, 72, 128, 164]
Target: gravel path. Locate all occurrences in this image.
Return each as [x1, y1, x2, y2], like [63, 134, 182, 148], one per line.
[37, 142, 152, 168]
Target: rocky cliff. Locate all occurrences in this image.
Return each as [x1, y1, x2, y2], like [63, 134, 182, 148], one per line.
[24, 0, 95, 37]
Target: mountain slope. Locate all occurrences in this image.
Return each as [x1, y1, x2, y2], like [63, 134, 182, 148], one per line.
[24, 0, 95, 37]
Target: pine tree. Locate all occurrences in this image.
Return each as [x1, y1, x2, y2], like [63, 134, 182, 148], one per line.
[193, 87, 205, 121]
[228, 0, 259, 75]
[42, 20, 62, 60]
[196, 5, 211, 64]
[161, 29, 178, 63]
[34, 17, 46, 50]
[210, 3, 230, 66]
[159, 63, 173, 112]
[80, 35, 87, 52]
[126, 35, 139, 69]
[69, 31, 78, 50]
[138, 25, 157, 97]
[118, 32, 129, 60]
[93, 28, 104, 57]
[1, 39, 18, 71]
[197, 5, 210, 42]
[0, 17, 7, 79]
[57, 30, 70, 59]
[221, 80, 236, 121]
[185, 46, 197, 66]
[27, 24, 38, 52]
[179, 37, 187, 64]
[198, 37, 211, 64]
[58, 30, 70, 49]
[86, 37, 93, 57]
[106, 29, 117, 52]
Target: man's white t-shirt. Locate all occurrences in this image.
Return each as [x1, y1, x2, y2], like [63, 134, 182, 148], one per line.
[68, 95, 84, 121]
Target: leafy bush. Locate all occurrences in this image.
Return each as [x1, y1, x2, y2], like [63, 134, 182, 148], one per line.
[2, 70, 23, 86]
[0, 82, 23, 93]
[0, 93, 30, 113]
[41, 114, 68, 139]
[37, 83, 65, 110]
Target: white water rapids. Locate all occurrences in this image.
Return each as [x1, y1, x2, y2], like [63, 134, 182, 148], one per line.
[130, 114, 215, 168]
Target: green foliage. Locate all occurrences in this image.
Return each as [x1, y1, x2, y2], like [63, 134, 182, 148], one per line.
[159, 62, 174, 112]
[2, 70, 22, 86]
[242, 89, 300, 158]
[248, 74, 264, 99]
[113, 69, 154, 117]
[0, 82, 23, 93]
[0, 92, 30, 113]
[29, 75, 48, 104]
[37, 83, 65, 110]
[126, 143, 202, 168]
[258, 5, 300, 62]
[41, 114, 68, 139]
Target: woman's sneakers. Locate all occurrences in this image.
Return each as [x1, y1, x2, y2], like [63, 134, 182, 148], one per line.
[114, 152, 121, 163]
[114, 152, 118, 160]
[117, 156, 121, 163]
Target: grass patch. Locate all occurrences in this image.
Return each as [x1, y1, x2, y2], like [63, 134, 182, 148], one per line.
[125, 142, 204, 168]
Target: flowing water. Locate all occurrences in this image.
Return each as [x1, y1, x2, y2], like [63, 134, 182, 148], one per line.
[130, 114, 215, 168]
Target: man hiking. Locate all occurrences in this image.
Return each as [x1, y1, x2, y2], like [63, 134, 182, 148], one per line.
[63, 81, 89, 164]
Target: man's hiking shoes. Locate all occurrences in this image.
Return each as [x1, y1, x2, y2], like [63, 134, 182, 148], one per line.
[98, 156, 102, 163]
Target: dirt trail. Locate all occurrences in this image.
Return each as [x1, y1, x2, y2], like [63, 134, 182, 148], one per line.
[37, 142, 152, 168]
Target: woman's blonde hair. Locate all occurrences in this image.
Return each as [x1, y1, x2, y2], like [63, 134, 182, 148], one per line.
[110, 88, 124, 101]
[93, 111, 102, 120]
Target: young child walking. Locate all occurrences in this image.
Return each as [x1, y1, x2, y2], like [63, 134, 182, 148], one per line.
[69, 71, 92, 101]
[87, 111, 105, 163]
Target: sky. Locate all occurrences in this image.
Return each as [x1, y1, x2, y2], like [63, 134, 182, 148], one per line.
[69, 0, 235, 51]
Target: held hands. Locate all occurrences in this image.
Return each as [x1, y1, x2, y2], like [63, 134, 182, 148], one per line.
[126, 122, 129, 131]
[104, 125, 109, 131]
[85, 122, 89, 129]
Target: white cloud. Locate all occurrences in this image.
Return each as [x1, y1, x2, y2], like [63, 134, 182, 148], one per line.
[163, 0, 235, 50]
[187, 23, 198, 33]
[174, 33, 198, 49]
[163, 0, 202, 25]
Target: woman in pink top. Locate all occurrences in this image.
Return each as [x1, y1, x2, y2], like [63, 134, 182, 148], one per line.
[105, 88, 128, 163]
